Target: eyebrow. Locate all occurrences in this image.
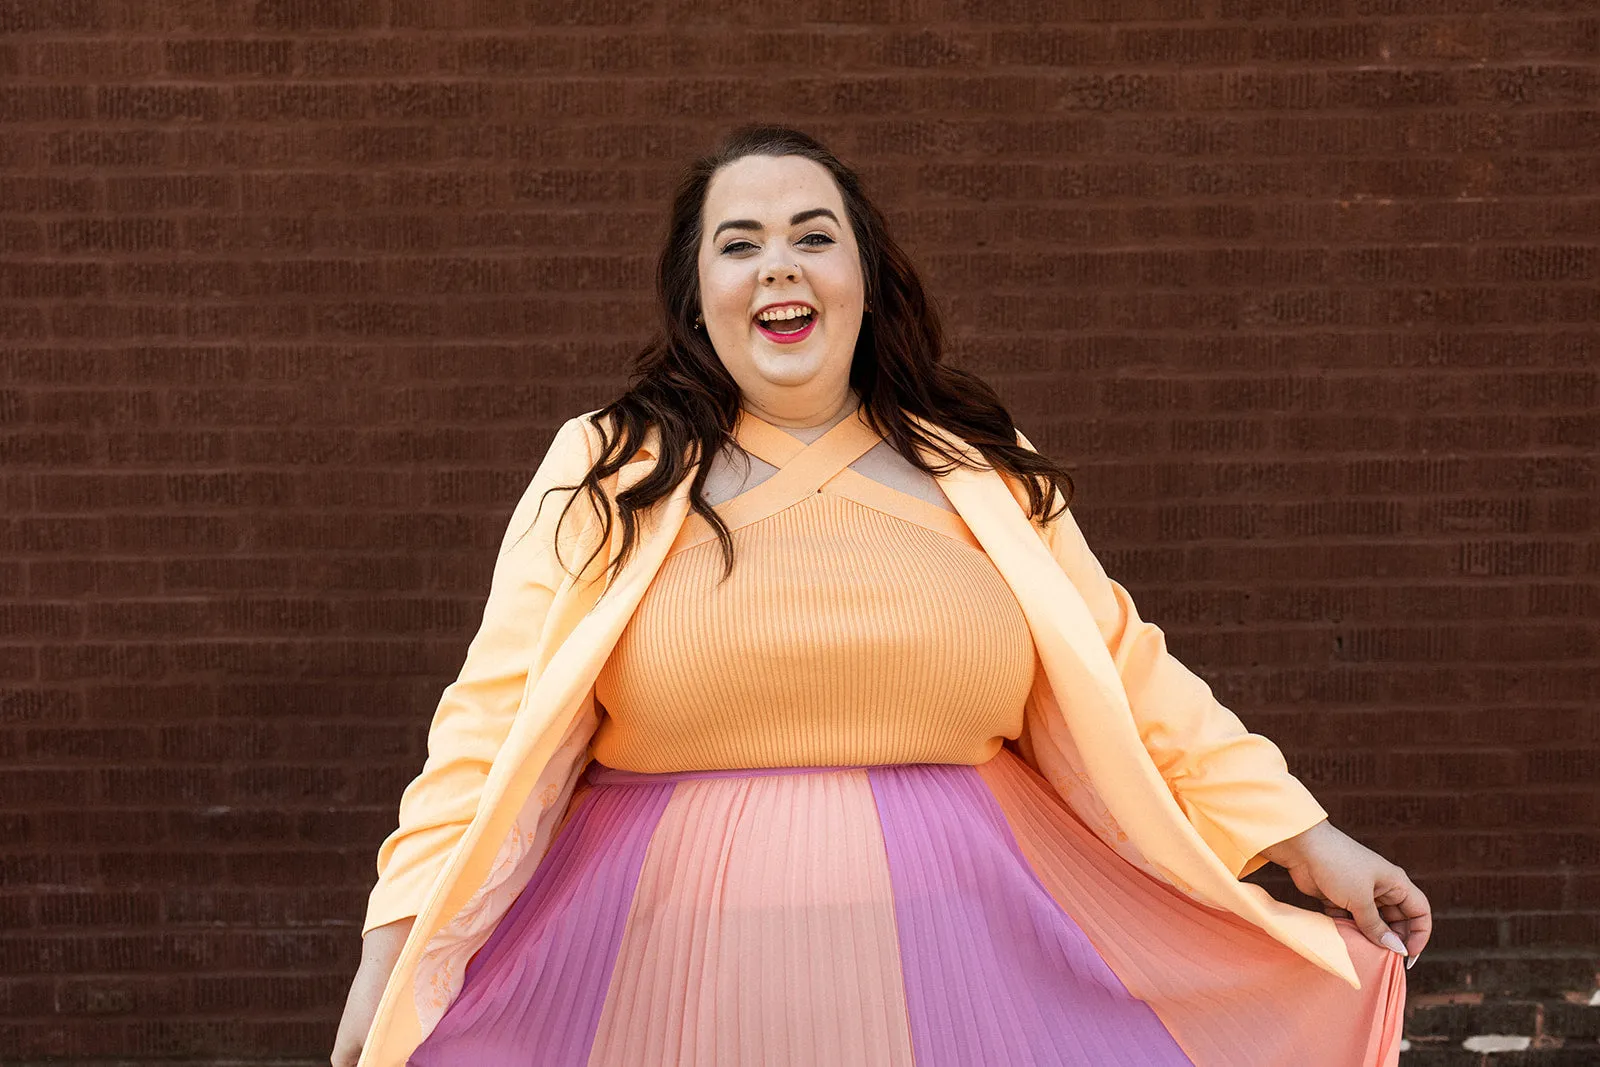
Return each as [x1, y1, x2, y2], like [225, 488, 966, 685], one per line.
[712, 207, 839, 242]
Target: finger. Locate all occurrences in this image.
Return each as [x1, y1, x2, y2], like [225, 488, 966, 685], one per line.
[1349, 890, 1407, 958]
[1393, 883, 1433, 957]
[1376, 875, 1433, 960]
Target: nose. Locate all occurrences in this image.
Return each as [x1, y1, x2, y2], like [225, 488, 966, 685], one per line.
[760, 260, 800, 285]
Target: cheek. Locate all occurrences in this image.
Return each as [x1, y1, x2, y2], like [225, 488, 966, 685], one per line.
[700, 258, 748, 308]
[817, 254, 864, 304]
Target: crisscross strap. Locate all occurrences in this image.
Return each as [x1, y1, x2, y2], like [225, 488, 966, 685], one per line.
[733, 406, 887, 495]
[666, 407, 978, 557]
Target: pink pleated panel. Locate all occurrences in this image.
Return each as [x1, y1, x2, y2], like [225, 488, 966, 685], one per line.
[976, 747, 1406, 1067]
[585, 769, 915, 1067]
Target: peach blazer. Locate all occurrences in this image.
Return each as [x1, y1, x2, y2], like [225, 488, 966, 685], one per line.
[356, 409, 1356, 1067]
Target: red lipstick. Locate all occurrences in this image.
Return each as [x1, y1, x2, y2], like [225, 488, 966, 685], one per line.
[754, 316, 817, 344]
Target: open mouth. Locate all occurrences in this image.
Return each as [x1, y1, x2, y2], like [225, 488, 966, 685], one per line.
[753, 304, 817, 344]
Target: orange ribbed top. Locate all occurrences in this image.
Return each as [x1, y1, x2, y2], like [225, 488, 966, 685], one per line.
[591, 406, 1036, 772]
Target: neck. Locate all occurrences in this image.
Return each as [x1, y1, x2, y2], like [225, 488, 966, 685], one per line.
[742, 389, 860, 436]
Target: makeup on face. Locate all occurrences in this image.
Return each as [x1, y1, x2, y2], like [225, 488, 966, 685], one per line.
[752, 300, 817, 343]
[696, 154, 866, 415]
[712, 206, 842, 349]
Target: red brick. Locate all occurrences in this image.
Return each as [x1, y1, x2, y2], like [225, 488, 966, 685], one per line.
[251, 0, 382, 30]
[24, 726, 154, 761]
[32, 472, 164, 510]
[0, 86, 89, 123]
[0, 975, 55, 1015]
[0, 687, 82, 726]
[162, 887, 368, 926]
[0, 0, 103, 33]
[27, 559, 160, 597]
[104, 174, 235, 213]
[2, 11, 1597, 1057]
[34, 891, 161, 928]
[0, 934, 96, 975]
[163, 38, 297, 78]
[39, 131, 164, 169]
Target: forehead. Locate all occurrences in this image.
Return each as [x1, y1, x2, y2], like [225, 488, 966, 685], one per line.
[702, 154, 846, 228]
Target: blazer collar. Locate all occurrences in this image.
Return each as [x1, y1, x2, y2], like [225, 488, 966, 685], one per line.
[614, 419, 664, 490]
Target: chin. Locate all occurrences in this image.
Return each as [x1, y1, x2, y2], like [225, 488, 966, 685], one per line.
[749, 351, 830, 388]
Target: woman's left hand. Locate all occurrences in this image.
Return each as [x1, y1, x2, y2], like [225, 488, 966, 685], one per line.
[1260, 819, 1432, 968]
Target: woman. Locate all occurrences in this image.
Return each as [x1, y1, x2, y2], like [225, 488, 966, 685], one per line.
[333, 125, 1429, 1067]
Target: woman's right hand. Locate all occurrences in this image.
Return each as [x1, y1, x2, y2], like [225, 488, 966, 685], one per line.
[331, 917, 414, 1067]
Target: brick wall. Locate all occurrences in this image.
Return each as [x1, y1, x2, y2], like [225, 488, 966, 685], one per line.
[2, 2, 1596, 1062]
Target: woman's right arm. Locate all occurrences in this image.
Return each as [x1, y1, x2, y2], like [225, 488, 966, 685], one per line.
[330, 917, 413, 1067]
[330, 415, 601, 1065]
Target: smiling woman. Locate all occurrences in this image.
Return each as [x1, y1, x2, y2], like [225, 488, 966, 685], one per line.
[698, 164, 865, 417]
[332, 125, 1421, 1067]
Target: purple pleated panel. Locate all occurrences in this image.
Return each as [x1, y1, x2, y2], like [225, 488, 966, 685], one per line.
[409, 779, 675, 1067]
[867, 764, 1195, 1067]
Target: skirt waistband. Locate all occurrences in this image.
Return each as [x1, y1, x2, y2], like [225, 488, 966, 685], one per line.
[584, 762, 904, 787]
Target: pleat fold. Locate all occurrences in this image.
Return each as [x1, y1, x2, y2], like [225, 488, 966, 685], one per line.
[976, 747, 1404, 1067]
[586, 769, 914, 1067]
[409, 781, 673, 1067]
[867, 762, 1193, 1066]
[411, 754, 1402, 1067]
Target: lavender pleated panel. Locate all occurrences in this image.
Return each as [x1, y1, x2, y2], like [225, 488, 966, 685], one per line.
[408, 780, 674, 1067]
[867, 764, 1195, 1067]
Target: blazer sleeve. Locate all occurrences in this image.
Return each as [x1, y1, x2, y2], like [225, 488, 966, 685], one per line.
[1014, 429, 1329, 879]
[363, 415, 600, 935]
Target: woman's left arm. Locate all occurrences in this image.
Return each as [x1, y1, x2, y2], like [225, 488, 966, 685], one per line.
[1015, 430, 1430, 960]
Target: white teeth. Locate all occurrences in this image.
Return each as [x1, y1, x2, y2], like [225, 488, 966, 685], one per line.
[756, 305, 814, 322]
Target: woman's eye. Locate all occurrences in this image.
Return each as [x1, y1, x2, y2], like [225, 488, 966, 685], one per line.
[719, 233, 832, 255]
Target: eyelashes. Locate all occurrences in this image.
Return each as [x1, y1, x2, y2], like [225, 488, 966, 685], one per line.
[720, 232, 835, 255]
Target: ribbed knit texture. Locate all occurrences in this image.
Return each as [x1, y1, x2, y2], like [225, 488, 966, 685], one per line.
[592, 488, 1036, 772]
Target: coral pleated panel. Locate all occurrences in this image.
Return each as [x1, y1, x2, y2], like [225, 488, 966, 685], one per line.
[975, 753, 1406, 1066]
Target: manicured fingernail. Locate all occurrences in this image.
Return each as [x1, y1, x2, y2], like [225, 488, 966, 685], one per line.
[1380, 932, 1408, 956]
[1405, 953, 1419, 970]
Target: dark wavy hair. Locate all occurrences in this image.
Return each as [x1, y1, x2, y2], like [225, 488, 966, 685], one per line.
[551, 123, 1076, 586]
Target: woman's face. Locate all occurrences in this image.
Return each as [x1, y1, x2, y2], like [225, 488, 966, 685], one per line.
[696, 153, 866, 423]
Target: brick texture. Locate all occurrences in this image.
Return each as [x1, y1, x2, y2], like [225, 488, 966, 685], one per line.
[1, 2, 1597, 1063]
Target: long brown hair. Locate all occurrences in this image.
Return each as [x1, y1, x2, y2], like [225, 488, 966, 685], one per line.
[550, 124, 1076, 585]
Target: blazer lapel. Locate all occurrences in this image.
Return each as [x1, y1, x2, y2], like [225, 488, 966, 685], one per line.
[421, 426, 693, 941]
[910, 418, 1227, 880]
[908, 414, 1357, 986]
[363, 428, 699, 1066]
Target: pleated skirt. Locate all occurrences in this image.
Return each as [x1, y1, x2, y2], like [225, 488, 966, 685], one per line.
[409, 746, 1403, 1067]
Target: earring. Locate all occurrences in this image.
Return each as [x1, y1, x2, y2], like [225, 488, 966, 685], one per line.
[693, 314, 704, 329]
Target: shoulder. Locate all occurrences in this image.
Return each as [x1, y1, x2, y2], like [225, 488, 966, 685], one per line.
[497, 413, 607, 556]
[524, 410, 613, 483]
[990, 423, 1046, 514]
[557, 410, 606, 463]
